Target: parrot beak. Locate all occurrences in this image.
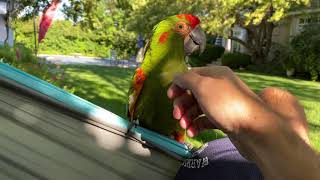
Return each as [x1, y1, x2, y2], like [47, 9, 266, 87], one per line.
[184, 26, 206, 56]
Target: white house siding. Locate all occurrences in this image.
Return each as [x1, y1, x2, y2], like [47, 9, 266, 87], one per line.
[0, 0, 14, 47]
[0, 15, 13, 46]
[272, 7, 320, 45]
[0, 15, 7, 44]
[272, 18, 292, 46]
[220, 26, 248, 54]
[0, 1, 6, 15]
[231, 26, 248, 53]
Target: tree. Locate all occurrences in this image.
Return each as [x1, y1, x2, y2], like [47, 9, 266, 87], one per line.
[204, 0, 310, 63]
[4, 0, 55, 52]
[3, 0, 15, 45]
[13, 0, 52, 20]
[62, 0, 138, 59]
[127, 0, 200, 36]
[62, 0, 83, 24]
[128, 0, 310, 63]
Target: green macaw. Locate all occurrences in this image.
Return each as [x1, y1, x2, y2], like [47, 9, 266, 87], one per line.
[128, 14, 206, 144]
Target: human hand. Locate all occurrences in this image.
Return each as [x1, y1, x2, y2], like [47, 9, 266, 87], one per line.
[168, 66, 319, 180]
[167, 66, 309, 143]
[167, 66, 262, 137]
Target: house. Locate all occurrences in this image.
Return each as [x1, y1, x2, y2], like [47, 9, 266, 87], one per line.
[273, 0, 320, 46]
[0, 0, 14, 46]
[217, 0, 320, 54]
[215, 26, 250, 54]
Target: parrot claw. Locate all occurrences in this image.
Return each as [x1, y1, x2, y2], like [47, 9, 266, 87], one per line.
[184, 142, 194, 150]
[126, 120, 139, 135]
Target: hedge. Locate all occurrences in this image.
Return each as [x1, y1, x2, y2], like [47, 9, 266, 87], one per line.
[221, 52, 251, 69]
[188, 44, 225, 67]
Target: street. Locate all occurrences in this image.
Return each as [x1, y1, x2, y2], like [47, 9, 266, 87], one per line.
[38, 54, 140, 68]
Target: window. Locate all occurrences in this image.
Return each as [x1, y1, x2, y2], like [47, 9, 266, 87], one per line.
[311, 0, 320, 8]
[232, 41, 241, 53]
[298, 15, 320, 32]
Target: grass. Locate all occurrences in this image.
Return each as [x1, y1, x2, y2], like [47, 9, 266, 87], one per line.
[236, 71, 320, 151]
[61, 65, 320, 151]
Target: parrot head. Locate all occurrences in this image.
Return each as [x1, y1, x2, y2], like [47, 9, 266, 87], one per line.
[152, 14, 206, 57]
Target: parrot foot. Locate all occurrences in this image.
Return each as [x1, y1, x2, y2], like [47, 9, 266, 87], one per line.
[184, 142, 194, 150]
[126, 119, 139, 135]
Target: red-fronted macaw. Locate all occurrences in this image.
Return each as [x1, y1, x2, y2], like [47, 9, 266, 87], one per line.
[128, 14, 206, 144]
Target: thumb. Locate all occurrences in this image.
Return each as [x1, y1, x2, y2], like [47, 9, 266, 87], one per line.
[172, 71, 202, 93]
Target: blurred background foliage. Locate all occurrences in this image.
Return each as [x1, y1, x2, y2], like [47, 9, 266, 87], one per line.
[14, 19, 111, 57]
[11, 0, 310, 62]
[0, 44, 74, 92]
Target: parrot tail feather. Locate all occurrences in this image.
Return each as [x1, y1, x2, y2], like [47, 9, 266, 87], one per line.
[172, 131, 185, 143]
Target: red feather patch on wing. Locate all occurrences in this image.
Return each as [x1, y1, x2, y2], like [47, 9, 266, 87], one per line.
[134, 68, 146, 89]
[159, 32, 170, 44]
[176, 14, 200, 29]
[128, 68, 147, 120]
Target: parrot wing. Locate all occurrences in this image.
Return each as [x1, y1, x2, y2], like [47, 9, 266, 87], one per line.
[127, 24, 157, 121]
[127, 67, 147, 121]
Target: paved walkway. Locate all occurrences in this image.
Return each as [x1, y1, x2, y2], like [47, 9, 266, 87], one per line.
[38, 54, 140, 68]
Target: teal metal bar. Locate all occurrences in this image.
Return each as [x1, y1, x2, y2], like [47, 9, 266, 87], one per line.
[0, 62, 192, 158]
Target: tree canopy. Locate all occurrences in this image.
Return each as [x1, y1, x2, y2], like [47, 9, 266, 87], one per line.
[13, 0, 311, 62]
[128, 0, 310, 62]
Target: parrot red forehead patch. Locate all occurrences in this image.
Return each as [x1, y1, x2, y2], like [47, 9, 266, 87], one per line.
[159, 31, 170, 44]
[177, 14, 200, 29]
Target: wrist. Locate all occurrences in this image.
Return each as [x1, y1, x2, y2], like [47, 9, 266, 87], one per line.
[233, 102, 320, 179]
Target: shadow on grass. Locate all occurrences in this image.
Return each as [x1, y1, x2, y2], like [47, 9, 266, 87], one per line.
[61, 66, 320, 149]
[62, 65, 134, 119]
[309, 122, 320, 132]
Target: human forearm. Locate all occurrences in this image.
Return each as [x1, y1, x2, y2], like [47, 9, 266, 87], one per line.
[169, 66, 320, 179]
[236, 102, 320, 180]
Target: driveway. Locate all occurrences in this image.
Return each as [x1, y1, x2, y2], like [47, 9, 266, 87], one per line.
[38, 54, 140, 68]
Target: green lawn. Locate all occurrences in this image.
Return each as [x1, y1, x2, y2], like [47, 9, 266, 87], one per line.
[62, 65, 320, 151]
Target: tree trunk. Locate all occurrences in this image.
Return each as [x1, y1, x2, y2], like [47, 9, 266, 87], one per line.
[33, 14, 38, 56]
[252, 50, 265, 64]
[231, 5, 275, 64]
[263, 22, 274, 58]
[4, 16, 9, 45]
[4, 0, 17, 46]
[4, 0, 11, 45]
[231, 21, 274, 64]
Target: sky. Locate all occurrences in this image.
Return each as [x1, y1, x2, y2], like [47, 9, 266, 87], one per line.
[18, 0, 68, 20]
[54, 0, 68, 20]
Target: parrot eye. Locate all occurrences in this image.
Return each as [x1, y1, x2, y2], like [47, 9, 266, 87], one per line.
[175, 22, 189, 37]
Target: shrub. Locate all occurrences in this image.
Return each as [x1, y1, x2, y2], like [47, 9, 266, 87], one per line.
[14, 18, 137, 59]
[288, 24, 320, 81]
[0, 45, 17, 62]
[246, 61, 285, 76]
[221, 52, 252, 69]
[188, 44, 225, 67]
[0, 45, 74, 92]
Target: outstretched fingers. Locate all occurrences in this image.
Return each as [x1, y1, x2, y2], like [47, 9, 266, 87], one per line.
[168, 71, 218, 137]
[173, 92, 196, 119]
[179, 105, 202, 129]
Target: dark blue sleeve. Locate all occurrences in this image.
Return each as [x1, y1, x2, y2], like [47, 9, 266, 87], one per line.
[175, 137, 263, 180]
